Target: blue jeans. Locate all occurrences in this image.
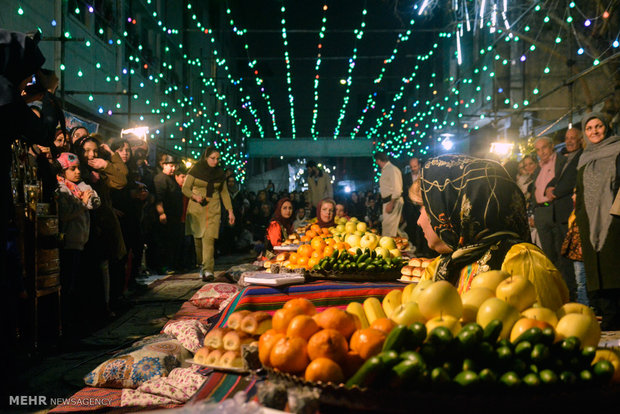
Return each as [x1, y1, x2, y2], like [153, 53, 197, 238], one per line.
[573, 261, 589, 306]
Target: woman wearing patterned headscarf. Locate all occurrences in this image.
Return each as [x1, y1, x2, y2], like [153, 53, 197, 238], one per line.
[416, 155, 569, 310]
[575, 112, 620, 330]
[183, 147, 235, 281]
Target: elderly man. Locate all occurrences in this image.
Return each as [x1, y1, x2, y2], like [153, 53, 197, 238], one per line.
[530, 131, 582, 300]
[374, 152, 403, 237]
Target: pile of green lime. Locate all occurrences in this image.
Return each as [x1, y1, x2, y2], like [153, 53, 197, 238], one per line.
[313, 248, 405, 273]
[346, 320, 615, 390]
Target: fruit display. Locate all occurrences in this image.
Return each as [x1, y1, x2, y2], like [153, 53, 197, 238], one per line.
[257, 277, 618, 395]
[309, 248, 405, 278]
[194, 310, 271, 369]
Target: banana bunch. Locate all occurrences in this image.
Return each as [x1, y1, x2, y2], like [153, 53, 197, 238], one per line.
[345, 289, 403, 329]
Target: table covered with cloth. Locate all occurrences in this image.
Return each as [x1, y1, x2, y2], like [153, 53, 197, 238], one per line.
[49, 280, 403, 412]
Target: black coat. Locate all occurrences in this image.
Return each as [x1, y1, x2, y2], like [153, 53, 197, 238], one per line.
[529, 152, 573, 224]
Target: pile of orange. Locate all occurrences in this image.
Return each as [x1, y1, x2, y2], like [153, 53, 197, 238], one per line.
[299, 224, 331, 242]
[258, 298, 393, 385]
[288, 235, 349, 270]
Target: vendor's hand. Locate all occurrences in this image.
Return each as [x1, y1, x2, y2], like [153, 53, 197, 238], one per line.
[228, 210, 235, 226]
[159, 213, 167, 224]
[88, 158, 108, 170]
[545, 186, 556, 200]
[385, 200, 394, 214]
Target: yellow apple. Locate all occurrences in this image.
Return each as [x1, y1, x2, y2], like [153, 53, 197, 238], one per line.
[470, 270, 510, 291]
[555, 313, 601, 348]
[556, 302, 597, 320]
[409, 280, 434, 304]
[345, 222, 357, 233]
[390, 302, 426, 325]
[382, 290, 403, 318]
[521, 306, 559, 327]
[335, 224, 346, 233]
[374, 247, 390, 258]
[476, 297, 521, 340]
[461, 287, 495, 323]
[389, 248, 402, 258]
[359, 233, 378, 250]
[426, 315, 462, 337]
[345, 234, 361, 248]
[379, 236, 397, 250]
[356, 222, 367, 233]
[417, 281, 463, 320]
[349, 217, 359, 223]
[401, 282, 416, 305]
[495, 275, 537, 312]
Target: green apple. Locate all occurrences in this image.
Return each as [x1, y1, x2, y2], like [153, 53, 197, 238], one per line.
[476, 297, 521, 340]
[374, 247, 390, 258]
[426, 315, 462, 337]
[360, 233, 378, 250]
[356, 222, 367, 233]
[390, 302, 426, 325]
[409, 280, 434, 304]
[470, 270, 510, 291]
[379, 236, 397, 250]
[555, 313, 601, 348]
[521, 306, 559, 327]
[556, 302, 597, 320]
[417, 281, 463, 320]
[345, 221, 357, 233]
[389, 249, 402, 258]
[461, 287, 495, 323]
[495, 275, 537, 312]
[345, 234, 361, 248]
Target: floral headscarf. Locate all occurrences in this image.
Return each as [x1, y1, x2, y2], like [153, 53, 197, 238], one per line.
[421, 155, 530, 283]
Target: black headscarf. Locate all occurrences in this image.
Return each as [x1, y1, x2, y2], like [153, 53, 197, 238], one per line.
[421, 155, 530, 284]
[187, 146, 226, 197]
[0, 30, 45, 106]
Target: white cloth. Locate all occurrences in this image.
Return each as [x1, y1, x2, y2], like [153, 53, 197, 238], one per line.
[379, 162, 404, 237]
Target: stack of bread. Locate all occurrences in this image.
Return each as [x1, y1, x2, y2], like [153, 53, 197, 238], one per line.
[279, 232, 300, 246]
[399, 257, 433, 283]
[262, 252, 291, 273]
[193, 310, 272, 369]
[393, 236, 410, 251]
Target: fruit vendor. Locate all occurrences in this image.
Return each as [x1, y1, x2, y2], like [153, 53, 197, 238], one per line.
[315, 198, 336, 228]
[264, 197, 295, 255]
[413, 155, 569, 310]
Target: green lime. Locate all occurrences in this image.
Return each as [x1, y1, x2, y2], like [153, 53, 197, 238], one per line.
[579, 369, 593, 384]
[478, 368, 497, 384]
[560, 370, 577, 385]
[515, 341, 533, 359]
[430, 367, 451, 384]
[454, 370, 479, 387]
[539, 369, 558, 385]
[499, 371, 521, 388]
[462, 358, 477, 372]
[530, 343, 550, 364]
[522, 372, 541, 387]
[428, 326, 454, 348]
[592, 360, 615, 384]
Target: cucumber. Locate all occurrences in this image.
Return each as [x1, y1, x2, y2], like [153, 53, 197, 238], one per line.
[390, 358, 427, 386]
[407, 322, 427, 349]
[499, 371, 521, 388]
[345, 356, 385, 388]
[482, 319, 503, 344]
[514, 341, 533, 359]
[378, 350, 400, 368]
[540, 326, 556, 346]
[454, 370, 479, 387]
[522, 372, 541, 387]
[382, 325, 411, 353]
[530, 343, 550, 364]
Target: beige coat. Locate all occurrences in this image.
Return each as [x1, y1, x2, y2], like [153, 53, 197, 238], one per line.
[182, 174, 232, 239]
[308, 173, 333, 208]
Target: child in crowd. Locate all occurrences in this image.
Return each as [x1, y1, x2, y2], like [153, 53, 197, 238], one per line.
[56, 152, 101, 325]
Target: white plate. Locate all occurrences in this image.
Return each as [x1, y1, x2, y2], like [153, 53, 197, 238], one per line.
[397, 278, 419, 284]
[186, 358, 249, 374]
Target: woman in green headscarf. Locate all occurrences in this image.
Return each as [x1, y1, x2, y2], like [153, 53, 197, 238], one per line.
[575, 112, 620, 330]
[183, 147, 235, 281]
[416, 155, 569, 310]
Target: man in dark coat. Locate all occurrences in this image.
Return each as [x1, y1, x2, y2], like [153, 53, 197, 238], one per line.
[530, 131, 582, 300]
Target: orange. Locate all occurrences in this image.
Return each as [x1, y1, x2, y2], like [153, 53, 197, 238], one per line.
[288, 252, 299, 265]
[308, 257, 319, 268]
[326, 238, 337, 247]
[269, 336, 309, 374]
[258, 329, 286, 367]
[287, 314, 320, 341]
[321, 227, 331, 235]
[311, 224, 321, 233]
[297, 256, 309, 267]
[323, 245, 335, 257]
[304, 357, 345, 384]
[297, 244, 313, 258]
[307, 329, 349, 364]
[313, 307, 359, 339]
[335, 242, 347, 251]
[343, 242, 351, 250]
[300, 235, 311, 243]
[272, 307, 305, 333]
[370, 318, 397, 335]
[341, 351, 365, 378]
[349, 328, 387, 360]
[283, 298, 317, 316]
[311, 250, 323, 260]
[305, 230, 317, 238]
[311, 237, 327, 252]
